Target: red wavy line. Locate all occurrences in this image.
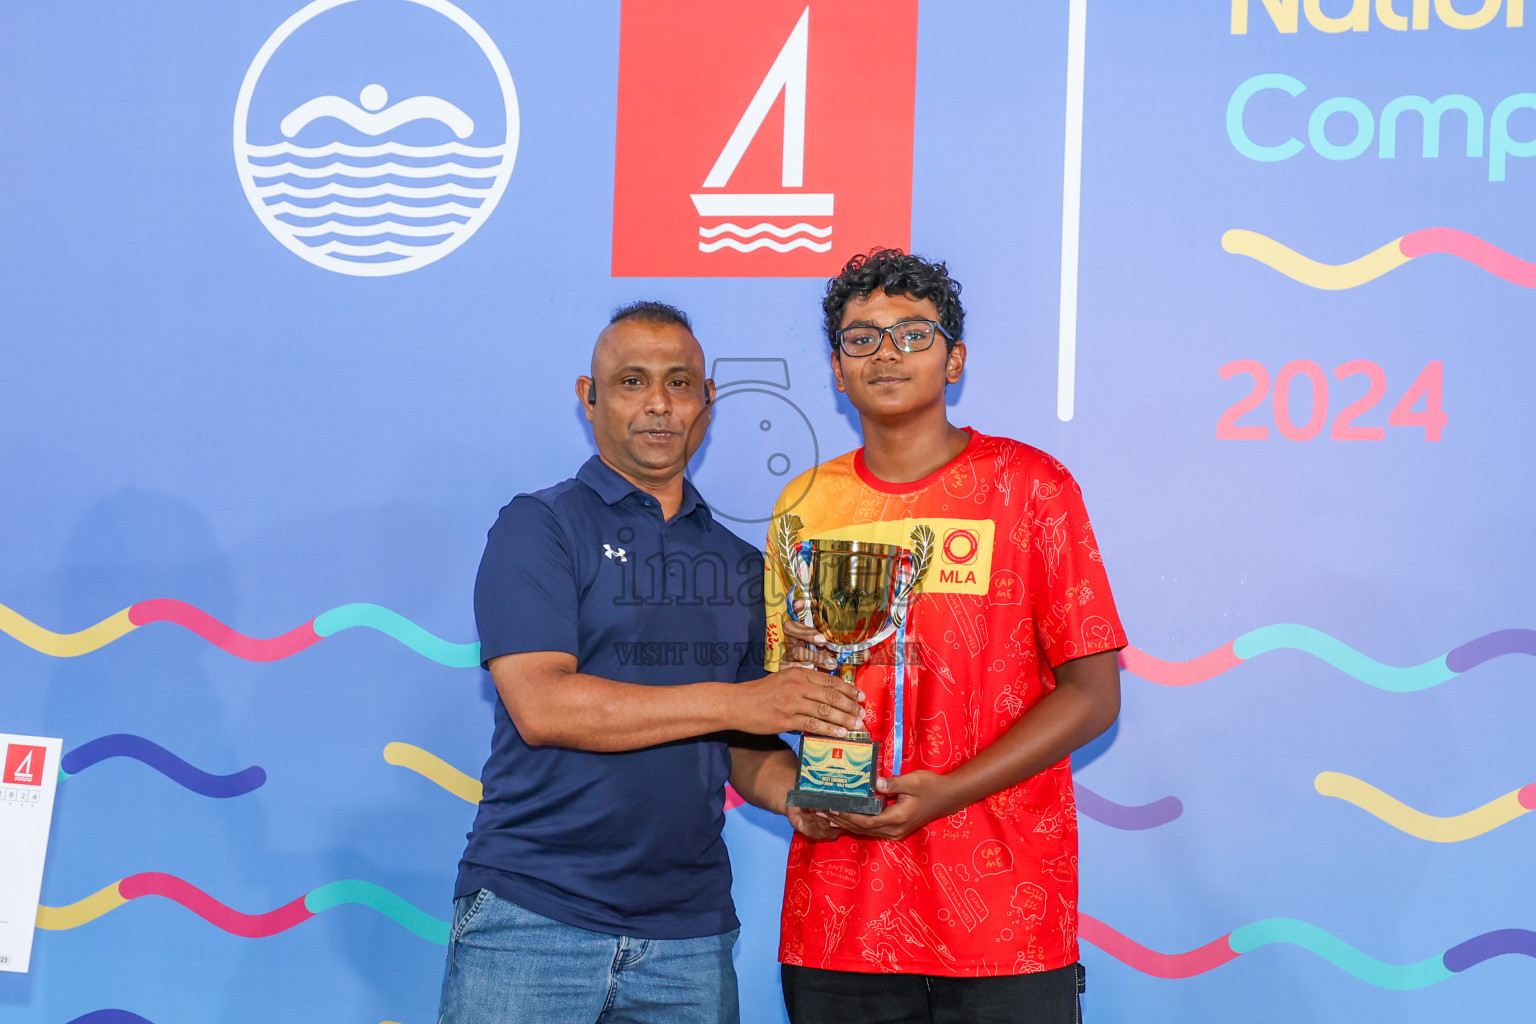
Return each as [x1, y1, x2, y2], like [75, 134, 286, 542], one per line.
[128, 599, 321, 661]
[1401, 228, 1536, 288]
[1118, 643, 1242, 686]
[1079, 913, 1239, 978]
[118, 872, 313, 937]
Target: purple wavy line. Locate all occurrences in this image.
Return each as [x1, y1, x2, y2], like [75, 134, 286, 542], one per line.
[1076, 784, 1184, 830]
[60, 734, 266, 798]
[1444, 629, 1536, 673]
[1443, 929, 1536, 972]
[64, 1013, 157, 1024]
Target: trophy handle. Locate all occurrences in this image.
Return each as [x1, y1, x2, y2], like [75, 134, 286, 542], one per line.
[771, 513, 813, 625]
[890, 524, 935, 629]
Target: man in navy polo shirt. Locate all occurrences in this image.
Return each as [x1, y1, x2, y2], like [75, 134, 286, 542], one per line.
[438, 301, 863, 1024]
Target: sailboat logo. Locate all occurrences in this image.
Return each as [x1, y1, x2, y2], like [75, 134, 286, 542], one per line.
[689, 8, 833, 256]
[611, 0, 917, 278]
[233, 0, 519, 277]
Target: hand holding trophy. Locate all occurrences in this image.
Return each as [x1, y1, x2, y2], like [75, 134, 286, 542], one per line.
[773, 514, 933, 815]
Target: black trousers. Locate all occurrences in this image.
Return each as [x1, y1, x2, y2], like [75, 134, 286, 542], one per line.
[781, 962, 1084, 1024]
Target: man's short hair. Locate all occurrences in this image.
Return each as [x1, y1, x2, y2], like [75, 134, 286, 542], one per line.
[822, 248, 964, 352]
[609, 300, 693, 333]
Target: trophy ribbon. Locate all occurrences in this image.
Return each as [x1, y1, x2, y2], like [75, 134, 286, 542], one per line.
[889, 525, 933, 775]
[889, 552, 913, 776]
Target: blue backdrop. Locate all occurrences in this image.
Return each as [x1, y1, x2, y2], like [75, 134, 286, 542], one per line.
[2, 2, 1532, 1023]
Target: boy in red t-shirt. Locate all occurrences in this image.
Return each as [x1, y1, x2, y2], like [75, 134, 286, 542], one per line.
[767, 249, 1127, 1023]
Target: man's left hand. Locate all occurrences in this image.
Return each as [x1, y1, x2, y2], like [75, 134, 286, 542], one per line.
[820, 770, 965, 841]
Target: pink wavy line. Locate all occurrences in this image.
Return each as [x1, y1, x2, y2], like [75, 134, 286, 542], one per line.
[1401, 229, 1536, 288]
[1078, 913, 1239, 978]
[128, 599, 321, 661]
[117, 872, 313, 937]
[1118, 643, 1241, 686]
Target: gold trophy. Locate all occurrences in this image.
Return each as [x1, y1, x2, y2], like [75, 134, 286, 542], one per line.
[773, 515, 933, 814]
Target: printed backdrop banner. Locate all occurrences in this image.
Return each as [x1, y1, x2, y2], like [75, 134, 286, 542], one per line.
[1, 2, 1532, 1023]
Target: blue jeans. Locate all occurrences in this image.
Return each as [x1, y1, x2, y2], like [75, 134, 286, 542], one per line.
[438, 889, 740, 1024]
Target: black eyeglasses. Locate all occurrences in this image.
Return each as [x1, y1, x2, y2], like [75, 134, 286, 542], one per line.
[834, 319, 950, 358]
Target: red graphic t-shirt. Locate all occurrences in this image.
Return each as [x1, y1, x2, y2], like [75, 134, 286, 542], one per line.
[765, 430, 1127, 976]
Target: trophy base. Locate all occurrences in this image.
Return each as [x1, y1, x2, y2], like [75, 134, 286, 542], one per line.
[786, 789, 885, 816]
[787, 732, 883, 817]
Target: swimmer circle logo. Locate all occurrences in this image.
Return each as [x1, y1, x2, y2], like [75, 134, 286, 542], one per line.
[234, 0, 519, 276]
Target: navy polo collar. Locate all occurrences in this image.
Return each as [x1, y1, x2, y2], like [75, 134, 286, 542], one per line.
[576, 455, 712, 524]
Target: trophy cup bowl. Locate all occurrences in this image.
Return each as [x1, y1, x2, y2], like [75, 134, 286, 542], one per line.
[809, 540, 902, 655]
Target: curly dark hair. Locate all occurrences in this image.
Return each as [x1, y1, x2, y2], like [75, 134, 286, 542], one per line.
[609, 299, 693, 333]
[822, 248, 964, 352]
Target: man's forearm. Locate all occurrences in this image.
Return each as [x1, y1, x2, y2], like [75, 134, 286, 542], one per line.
[728, 739, 798, 815]
[496, 667, 741, 751]
[491, 652, 863, 753]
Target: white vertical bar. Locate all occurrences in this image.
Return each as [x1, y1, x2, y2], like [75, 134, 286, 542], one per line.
[1058, 0, 1089, 422]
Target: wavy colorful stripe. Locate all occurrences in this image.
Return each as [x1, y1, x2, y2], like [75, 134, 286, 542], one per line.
[1315, 771, 1536, 842]
[37, 872, 448, 944]
[60, 734, 265, 798]
[1075, 784, 1183, 830]
[1223, 228, 1536, 289]
[1119, 625, 1535, 691]
[0, 599, 480, 667]
[384, 741, 483, 803]
[1080, 913, 1535, 988]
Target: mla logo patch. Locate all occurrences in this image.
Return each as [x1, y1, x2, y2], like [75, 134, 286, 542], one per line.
[612, 0, 918, 277]
[943, 528, 980, 565]
[4, 744, 46, 787]
[234, 0, 519, 277]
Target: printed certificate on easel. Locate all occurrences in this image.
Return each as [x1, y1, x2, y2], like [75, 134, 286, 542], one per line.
[0, 734, 62, 973]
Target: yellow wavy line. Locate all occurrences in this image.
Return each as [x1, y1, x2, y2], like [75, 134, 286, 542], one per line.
[1315, 771, 1530, 842]
[383, 741, 482, 804]
[1222, 229, 1410, 290]
[0, 604, 136, 657]
[37, 880, 127, 929]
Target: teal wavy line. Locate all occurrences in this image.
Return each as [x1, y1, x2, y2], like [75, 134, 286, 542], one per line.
[1232, 625, 1454, 692]
[1229, 918, 1453, 990]
[304, 880, 450, 944]
[312, 603, 481, 668]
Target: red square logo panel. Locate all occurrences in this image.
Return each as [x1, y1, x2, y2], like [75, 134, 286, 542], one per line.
[613, 0, 918, 277]
[5, 743, 46, 787]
